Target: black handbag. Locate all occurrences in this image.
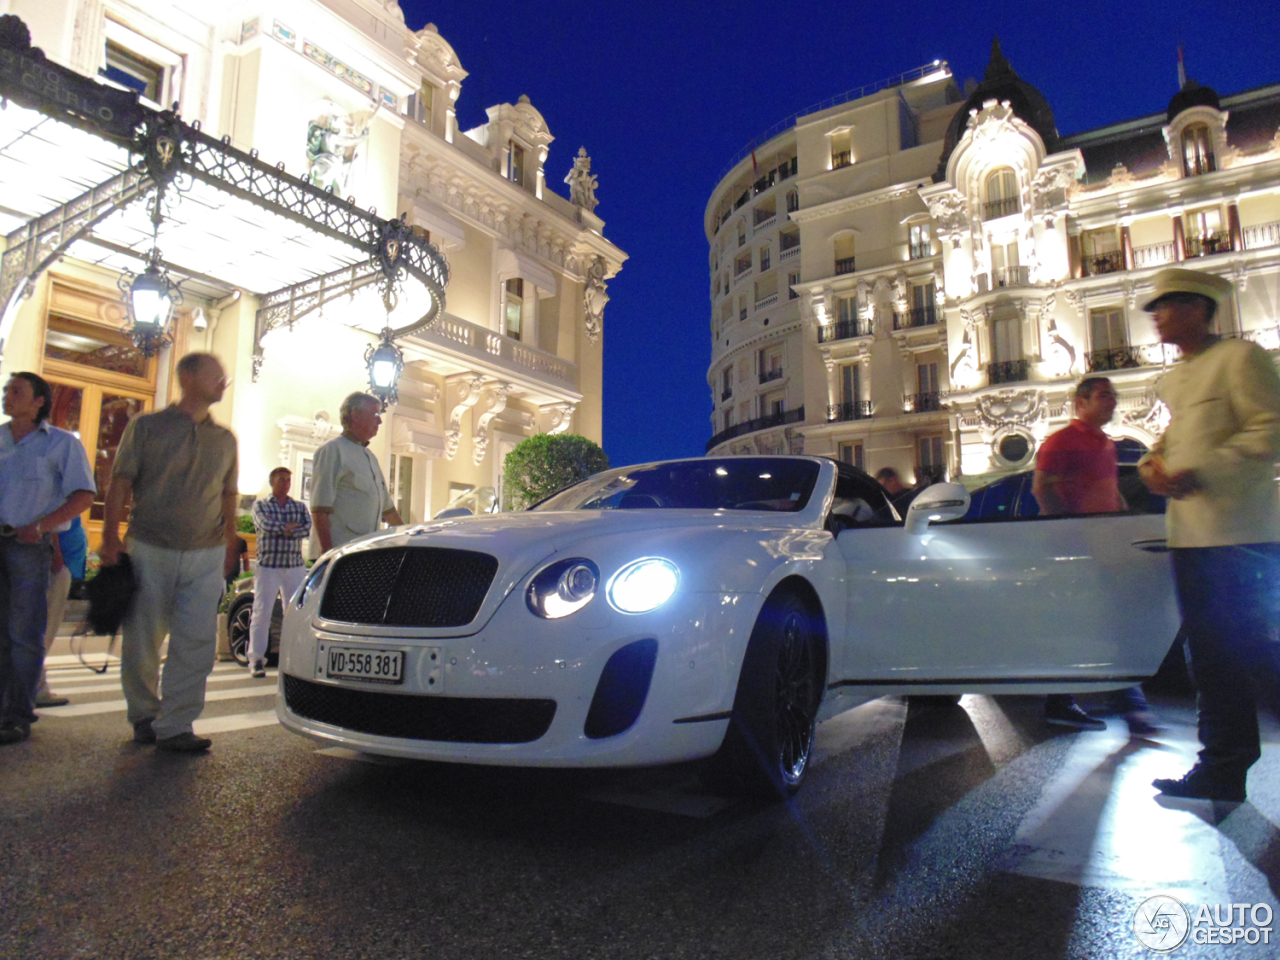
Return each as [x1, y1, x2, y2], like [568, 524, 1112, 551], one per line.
[77, 553, 137, 673]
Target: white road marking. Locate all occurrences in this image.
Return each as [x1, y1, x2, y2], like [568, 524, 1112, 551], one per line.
[38, 684, 279, 718]
[194, 710, 281, 735]
[1005, 720, 1231, 901]
[41, 669, 275, 696]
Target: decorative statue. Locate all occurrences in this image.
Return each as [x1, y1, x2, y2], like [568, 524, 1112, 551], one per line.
[564, 147, 599, 212]
[583, 256, 609, 344]
[306, 100, 373, 193]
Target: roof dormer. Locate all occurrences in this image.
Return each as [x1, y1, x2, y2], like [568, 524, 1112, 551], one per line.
[1164, 80, 1229, 178]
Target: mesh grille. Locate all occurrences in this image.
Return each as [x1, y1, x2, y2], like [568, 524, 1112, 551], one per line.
[283, 675, 556, 744]
[320, 547, 499, 627]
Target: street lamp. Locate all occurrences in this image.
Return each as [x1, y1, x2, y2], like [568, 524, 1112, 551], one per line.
[119, 248, 182, 357]
[365, 331, 404, 408]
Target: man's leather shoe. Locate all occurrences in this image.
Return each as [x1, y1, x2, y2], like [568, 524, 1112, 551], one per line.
[133, 718, 157, 744]
[36, 692, 70, 708]
[155, 732, 212, 753]
[0, 721, 31, 745]
[1153, 767, 1245, 803]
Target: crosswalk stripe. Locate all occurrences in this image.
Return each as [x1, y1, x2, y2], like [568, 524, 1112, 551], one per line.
[46, 663, 260, 685]
[194, 710, 280, 735]
[39, 684, 279, 718]
[40, 671, 277, 696]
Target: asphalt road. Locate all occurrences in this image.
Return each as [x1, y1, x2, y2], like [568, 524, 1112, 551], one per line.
[3, 653, 1279, 960]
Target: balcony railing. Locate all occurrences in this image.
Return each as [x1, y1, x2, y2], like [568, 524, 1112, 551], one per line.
[1082, 252, 1124, 276]
[755, 293, 778, 311]
[735, 261, 752, 277]
[779, 244, 801, 262]
[831, 151, 852, 169]
[1132, 242, 1175, 269]
[992, 266, 1030, 288]
[1087, 347, 1141, 372]
[827, 400, 873, 423]
[759, 367, 784, 385]
[988, 359, 1031, 384]
[706, 406, 805, 452]
[818, 319, 873, 343]
[835, 256, 856, 275]
[424, 314, 575, 387]
[909, 242, 932, 260]
[906, 391, 943, 413]
[893, 306, 938, 330]
[754, 210, 776, 229]
[1185, 233, 1232, 258]
[1244, 221, 1280, 250]
[780, 233, 800, 251]
[983, 197, 1020, 220]
[916, 463, 947, 483]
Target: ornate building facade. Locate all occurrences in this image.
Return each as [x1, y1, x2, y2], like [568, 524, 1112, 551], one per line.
[0, 0, 625, 545]
[705, 42, 1280, 485]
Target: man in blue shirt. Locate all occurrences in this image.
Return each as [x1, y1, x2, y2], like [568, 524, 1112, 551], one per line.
[0, 372, 95, 745]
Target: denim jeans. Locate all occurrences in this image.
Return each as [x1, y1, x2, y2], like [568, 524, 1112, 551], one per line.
[120, 539, 225, 739]
[0, 536, 52, 725]
[1172, 543, 1280, 782]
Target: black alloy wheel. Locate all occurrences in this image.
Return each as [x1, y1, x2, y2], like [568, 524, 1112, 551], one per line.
[227, 593, 254, 666]
[714, 591, 824, 799]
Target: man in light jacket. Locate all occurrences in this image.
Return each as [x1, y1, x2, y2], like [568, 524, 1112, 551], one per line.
[1139, 268, 1280, 803]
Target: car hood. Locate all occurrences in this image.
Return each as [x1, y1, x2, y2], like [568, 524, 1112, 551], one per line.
[322, 510, 827, 635]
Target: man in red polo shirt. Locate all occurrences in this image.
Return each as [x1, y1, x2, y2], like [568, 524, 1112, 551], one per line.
[1033, 375, 1161, 736]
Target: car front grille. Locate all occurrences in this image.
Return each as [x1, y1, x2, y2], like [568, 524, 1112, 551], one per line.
[283, 675, 556, 744]
[319, 547, 499, 627]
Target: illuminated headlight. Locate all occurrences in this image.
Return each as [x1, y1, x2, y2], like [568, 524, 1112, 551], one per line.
[294, 559, 329, 608]
[527, 558, 600, 619]
[607, 558, 680, 614]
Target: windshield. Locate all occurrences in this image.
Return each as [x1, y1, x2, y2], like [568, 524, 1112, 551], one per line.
[532, 458, 822, 512]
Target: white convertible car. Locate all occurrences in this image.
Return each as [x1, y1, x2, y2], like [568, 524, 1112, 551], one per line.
[276, 456, 1179, 796]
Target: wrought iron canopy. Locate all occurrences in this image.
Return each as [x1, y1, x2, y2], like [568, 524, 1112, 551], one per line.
[0, 15, 448, 373]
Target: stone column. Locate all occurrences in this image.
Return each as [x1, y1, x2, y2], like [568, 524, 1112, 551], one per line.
[1121, 224, 1134, 271]
[1172, 216, 1186, 262]
[1227, 202, 1243, 252]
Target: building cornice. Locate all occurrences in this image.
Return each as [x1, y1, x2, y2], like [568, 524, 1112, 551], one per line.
[788, 181, 923, 223]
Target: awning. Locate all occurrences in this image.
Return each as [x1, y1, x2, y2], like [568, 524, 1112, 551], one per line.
[0, 18, 449, 375]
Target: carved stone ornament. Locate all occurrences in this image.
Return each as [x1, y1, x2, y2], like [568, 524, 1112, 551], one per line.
[540, 402, 575, 435]
[949, 328, 978, 389]
[583, 256, 609, 344]
[564, 147, 599, 213]
[924, 190, 969, 235]
[976, 389, 1047, 430]
[445, 375, 486, 460]
[1122, 390, 1170, 438]
[305, 99, 372, 194]
[1031, 164, 1074, 210]
[472, 382, 512, 466]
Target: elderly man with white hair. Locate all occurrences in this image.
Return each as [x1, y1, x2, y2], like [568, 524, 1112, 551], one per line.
[310, 392, 402, 555]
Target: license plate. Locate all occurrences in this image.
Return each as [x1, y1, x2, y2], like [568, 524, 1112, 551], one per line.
[324, 645, 404, 684]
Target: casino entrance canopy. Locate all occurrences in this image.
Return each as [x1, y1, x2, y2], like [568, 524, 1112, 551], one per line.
[0, 15, 449, 377]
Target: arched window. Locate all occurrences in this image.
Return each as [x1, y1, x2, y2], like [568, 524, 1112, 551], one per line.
[1181, 123, 1216, 177]
[984, 168, 1019, 219]
[786, 189, 799, 213]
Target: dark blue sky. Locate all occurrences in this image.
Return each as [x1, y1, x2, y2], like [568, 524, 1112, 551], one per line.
[402, 0, 1280, 468]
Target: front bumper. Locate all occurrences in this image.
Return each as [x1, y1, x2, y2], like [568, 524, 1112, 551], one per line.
[276, 589, 759, 767]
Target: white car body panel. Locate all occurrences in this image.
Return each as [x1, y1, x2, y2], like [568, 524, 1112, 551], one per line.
[275, 456, 1181, 769]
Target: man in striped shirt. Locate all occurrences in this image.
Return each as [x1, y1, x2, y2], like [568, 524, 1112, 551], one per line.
[248, 467, 310, 677]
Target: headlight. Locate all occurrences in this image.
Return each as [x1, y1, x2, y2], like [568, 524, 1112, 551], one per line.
[607, 558, 679, 614]
[294, 559, 329, 608]
[527, 558, 600, 619]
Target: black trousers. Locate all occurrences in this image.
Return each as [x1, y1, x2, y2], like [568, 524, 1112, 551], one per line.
[1172, 543, 1280, 782]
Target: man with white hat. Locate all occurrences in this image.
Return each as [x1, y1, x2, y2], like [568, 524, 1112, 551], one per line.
[1138, 267, 1280, 803]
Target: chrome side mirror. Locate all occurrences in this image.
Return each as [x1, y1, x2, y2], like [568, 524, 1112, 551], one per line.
[904, 483, 970, 536]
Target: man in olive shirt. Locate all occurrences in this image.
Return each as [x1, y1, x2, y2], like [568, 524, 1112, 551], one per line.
[101, 353, 239, 753]
[310, 392, 401, 554]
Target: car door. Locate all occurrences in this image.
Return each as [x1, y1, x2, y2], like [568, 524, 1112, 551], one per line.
[832, 507, 1179, 691]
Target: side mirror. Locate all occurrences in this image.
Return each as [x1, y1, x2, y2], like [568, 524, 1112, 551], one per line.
[904, 483, 970, 536]
[434, 507, 473, 519]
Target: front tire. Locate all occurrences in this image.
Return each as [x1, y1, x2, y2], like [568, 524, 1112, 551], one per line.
[715, 592, 824, 799]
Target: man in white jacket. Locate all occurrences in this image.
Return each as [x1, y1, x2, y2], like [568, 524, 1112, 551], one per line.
[1139, 268, 1280, 803]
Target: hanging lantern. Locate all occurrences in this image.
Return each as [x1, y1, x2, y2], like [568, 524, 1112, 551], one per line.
[365, 332, 404, 408]
[119, 250, 182, 357]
